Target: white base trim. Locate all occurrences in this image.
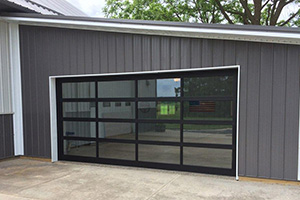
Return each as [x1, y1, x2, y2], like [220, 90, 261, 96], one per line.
[9, 23, 24, 156]
[49, 65, 240, 178]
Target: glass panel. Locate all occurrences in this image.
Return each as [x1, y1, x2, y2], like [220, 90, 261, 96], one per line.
[62, 82, 95, 98]
[139, 144, 180, 164]
[183, 147, 232, 168]
[183, 101, 232, 121]
[138, 101, 180, 120]
[99, 122, 135, 140]
[63, 122, 96, 138]
[183, 125, 232, 144]
[63, 102, 96, 118]
[98, 142, 135, 160]
[98, 80, 135, 98]
[98, 102, 135, 119]
[64, 140, 96, 157]
[138, 123, 180, 142]
[138, 78, 181, 97]
[183, 76, 233, 97]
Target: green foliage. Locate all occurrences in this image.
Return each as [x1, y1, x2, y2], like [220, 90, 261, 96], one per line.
[103, 0, 300, 27]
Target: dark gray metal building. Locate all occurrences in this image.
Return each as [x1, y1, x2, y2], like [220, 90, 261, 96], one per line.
[1, 10, 300, 181]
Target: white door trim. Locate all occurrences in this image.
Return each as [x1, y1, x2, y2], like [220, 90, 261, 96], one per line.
[49, 65, 241, 180]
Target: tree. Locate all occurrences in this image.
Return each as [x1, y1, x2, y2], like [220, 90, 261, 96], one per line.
[103, 0, 300, 26]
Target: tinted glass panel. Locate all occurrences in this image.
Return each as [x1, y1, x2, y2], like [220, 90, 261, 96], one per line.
[138, 101, 180, 120]
[62, 82, 95, 98]
[98, 143, 135, 160]
[183, 147, 232, 168]
[138, 123, 180, 142]
[98, 80, 135, 98]
[63, 122, 96, 138]
[99, 102, 135, 119]
[138, 78, 181, 97]
[64, 140, 96, 157]
[63, 102, 96, 118]
[183, 101, 232, 121]
[139, 144, 180, 164]
[183, 76, 233, 97]
[183, 124, 232, 144]
[99, 122, 135, 140]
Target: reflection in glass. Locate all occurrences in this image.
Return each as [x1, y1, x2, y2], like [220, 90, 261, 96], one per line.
[98, 102, 135, 119]
[98, 80, 135, 98]
[183, 101, 232, 121]
[183, 124, 232, 144]
[98, 143, 135, 160]
[139, 144, 180, 164]
[138, 78, 181, 97]
[63, 102, 96, 118]
[99, 122, 135, 140]
[62, 82, 95, 98]
[138, 123, 180, 142]
[183, 76, 233, 97]
[138, 101, 180, 120]
[183, 147, 232, 168]
[63, 121, 96, 138]
[64, 140, 96, 157]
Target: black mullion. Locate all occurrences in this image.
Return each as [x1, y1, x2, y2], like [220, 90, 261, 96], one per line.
[95, 81, 99, 158]
[135, 79, 138, 162]
[98, 138, 136, 144]
[62, 117, 97, 122]
[182, 142, 232, 149]
[137, 97, 181, 102]
[62, 136, 97, 141]
[181, 120, 233, 125]
[96, 98, 136, 102]
[61, 98, 96, 102]
[180, 76, 184, 166]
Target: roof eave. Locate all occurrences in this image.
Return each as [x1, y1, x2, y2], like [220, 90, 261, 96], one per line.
[0, 14, 299, 45]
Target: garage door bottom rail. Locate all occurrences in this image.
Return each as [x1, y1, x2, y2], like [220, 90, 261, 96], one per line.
[60, 155, 235, 176]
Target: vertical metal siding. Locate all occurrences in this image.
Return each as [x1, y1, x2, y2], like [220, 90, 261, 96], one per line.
[19, 25, 300, 180]
[0, 21, 12, 114]
[0, 114, 14, 159]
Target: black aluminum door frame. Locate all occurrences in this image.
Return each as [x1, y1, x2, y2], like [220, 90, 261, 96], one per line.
[56, 68, 237, 176]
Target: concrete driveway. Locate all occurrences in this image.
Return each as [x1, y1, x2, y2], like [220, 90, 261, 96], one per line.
[0, 159, 299, 200]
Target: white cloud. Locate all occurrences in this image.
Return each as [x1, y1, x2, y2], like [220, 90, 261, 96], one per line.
[66, 0, 106, 17]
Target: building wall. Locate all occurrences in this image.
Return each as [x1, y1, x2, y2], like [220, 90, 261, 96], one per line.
[0, 114, 14, 159]
[19, 25, 300, 180]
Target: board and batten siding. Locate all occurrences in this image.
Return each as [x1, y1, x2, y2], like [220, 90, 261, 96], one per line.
[19, 25, 300, 180]
[0, 114, 14, 159]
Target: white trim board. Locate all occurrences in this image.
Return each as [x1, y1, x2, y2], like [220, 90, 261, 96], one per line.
[1, 17, 300, 45]
[9, 23, 24, 156]
[49, 65, 240, 179]
[49, 78, 57, 162]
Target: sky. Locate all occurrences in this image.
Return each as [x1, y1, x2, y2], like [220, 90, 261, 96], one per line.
[66, 0, 298, 21]
[66, 0, 106, 17]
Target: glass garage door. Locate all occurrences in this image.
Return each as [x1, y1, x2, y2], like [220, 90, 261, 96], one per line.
[56, 69, 237, 175]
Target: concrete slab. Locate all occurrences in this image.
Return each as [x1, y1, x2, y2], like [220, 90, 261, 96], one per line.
[0, 158, 300, 200]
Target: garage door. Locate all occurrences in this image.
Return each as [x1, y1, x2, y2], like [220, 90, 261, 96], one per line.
[56, 69, 237, 176]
